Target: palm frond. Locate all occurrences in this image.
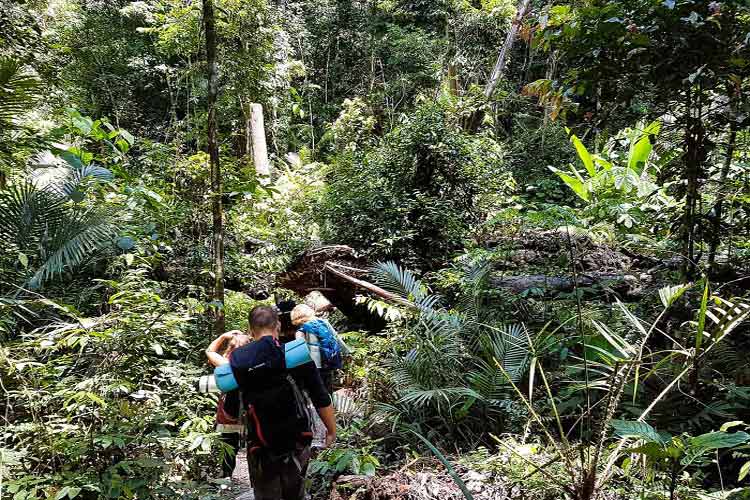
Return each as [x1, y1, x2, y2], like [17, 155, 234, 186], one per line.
[30, 215, 116, 288]
[398, 387, 480, 410]
[0, 183, 117, 288]
[372, 261, 427, 301]
[0, 183, 66, 251]
[704, 297, 750, 344]
[472, 323, 531, 382]
[468, 358, 511, 402]
[0, 57, 42, 125]
[32, 163, 113, 198]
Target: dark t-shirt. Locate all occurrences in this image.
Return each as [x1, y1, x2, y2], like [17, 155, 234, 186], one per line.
[229, 335, 331, 409]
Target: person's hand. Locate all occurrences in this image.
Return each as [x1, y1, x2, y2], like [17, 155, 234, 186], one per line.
[324, 431, 336, 448]
[222, 330, 241, 339]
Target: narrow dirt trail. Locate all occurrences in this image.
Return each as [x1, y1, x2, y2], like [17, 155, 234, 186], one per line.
[220, 407, 328, 499]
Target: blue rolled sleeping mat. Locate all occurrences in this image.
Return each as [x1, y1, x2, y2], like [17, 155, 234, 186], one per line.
[198, 338, 312, 394]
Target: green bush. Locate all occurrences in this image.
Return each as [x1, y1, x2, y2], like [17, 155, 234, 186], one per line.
[319, 96, 505, 270]
[1, 268, 226, 499]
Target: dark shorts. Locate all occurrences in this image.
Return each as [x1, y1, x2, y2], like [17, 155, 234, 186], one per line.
[247, 444, 311, 500]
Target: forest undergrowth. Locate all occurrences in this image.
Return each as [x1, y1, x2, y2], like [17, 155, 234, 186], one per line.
[2, 1, 750, 499]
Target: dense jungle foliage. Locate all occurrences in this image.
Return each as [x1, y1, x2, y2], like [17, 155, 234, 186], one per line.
[2, 0, 750, 499]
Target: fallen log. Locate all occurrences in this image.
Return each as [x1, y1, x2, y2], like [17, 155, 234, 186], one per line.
[323, 262, 414, 308]
[491, 272, 647, 300]
[277, 245, 372, 318]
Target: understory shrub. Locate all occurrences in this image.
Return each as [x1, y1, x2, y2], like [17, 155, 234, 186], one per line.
[1, 267, 226, 499]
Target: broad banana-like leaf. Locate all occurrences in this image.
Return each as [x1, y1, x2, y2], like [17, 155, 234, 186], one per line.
[628, 121, 661, 174]
[549, 166, 590, 201]
[570, 133, 596, 176]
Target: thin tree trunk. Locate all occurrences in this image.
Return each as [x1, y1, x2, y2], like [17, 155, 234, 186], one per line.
[681, 87, 706, 279]
[244, 101, 252, 160]
[484, 0, 531, 99]
[204, 0, 225, 336]
[708, 114, 739, 269]
[249, 103, 271, 179]
[465, 0, 530, 131]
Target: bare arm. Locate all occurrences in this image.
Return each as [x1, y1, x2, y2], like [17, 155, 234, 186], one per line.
[316, 405, 337, 447]
[205, 332, 234, 367]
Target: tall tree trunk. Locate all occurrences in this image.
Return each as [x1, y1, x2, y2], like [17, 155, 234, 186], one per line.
[465, 0, 531, 131]
[249, 103, 271, 179]
[708, 89, 741, 269]
[447, 63, 459, 96]
[244, 101, 252, 159]
[204, 0, 225, 336]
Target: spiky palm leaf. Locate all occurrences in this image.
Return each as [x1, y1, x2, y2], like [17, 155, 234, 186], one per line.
[468, 358, 511, 403]
[0, 57, 43, 175]
[473, 324, 532, 382]
[32, 161, 113, 198]
[454, 254, 494, 323]
[372, 261, 535, 433]
[372, 261, 428, 302]
[0, 57, 41, 125]
[0, 183, 116, 288]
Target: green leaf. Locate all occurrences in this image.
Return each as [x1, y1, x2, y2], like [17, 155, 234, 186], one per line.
[739, 461, 750, 481]
[18, 252, 28, 268]
[611, 420, 668, 444]
[119, 129, 134, 145]
[69, 190, 85, 203]
[59, 151, 84, 170]
[659, 284, 690, 308]
[689, 431, 750, 450]
[628, 441, 671, 459]
[335, 451, 354, 472]
[189, 435, 203, 451]
[117, 237, 135, 251]
[361, 461, 376, 476]
[86, 392, 106, 406]
[696, 280, 710, 352]
[55, 487, 70, 500]
[570, 134, 596, 176]
[628, 121, 660, 173]
[549, 167, 589, 201]
[67, 487, 81, 499]
[71, 114, 93, 135]
[720, 421, 745, 432]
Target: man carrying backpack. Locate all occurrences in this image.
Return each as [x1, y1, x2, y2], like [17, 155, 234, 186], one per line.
[228, 305, 336, 500]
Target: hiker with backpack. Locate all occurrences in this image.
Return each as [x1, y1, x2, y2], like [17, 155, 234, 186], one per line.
[290, 304, 343, 395]
[205, 330, 251, 478]
[227, 305, 336, 500]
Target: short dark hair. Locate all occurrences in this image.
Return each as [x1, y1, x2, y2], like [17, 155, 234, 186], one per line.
[249, 305, 279, 331]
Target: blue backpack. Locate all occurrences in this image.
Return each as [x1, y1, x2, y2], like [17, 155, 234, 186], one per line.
[300, 319, 342, 370]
